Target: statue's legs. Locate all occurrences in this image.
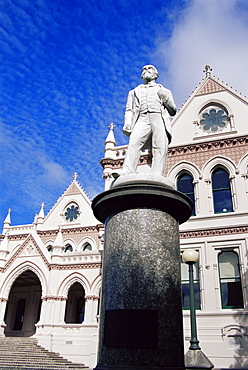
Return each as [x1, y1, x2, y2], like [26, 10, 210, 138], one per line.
[121, 113, 151, 174]
[150, 113, 168, 176]
[121, 113, 167, 176]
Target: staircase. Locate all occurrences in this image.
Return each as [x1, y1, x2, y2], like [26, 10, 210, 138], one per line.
[0, 337, 88, 369]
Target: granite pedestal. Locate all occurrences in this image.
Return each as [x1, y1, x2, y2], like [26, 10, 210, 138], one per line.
[92, 175, 192, 370]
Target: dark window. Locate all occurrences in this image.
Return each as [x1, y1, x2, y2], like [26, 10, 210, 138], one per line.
[83, 243, 92, 252]
[65, 244, 73, 252]
[64, 283, 85, 323]
[181, 258, 200, 309]
[212, 169, 233, 213]
[218, 251, 243, 309]
[177, 174, 195, 216]
[47, 245, 53, 253]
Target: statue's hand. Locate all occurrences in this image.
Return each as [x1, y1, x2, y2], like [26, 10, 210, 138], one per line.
[157, 88, 169, 103]
[123, 125, 132, 137]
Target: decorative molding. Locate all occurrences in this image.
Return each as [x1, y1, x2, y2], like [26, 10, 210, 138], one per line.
[42, 295, 67, 301]
[8, 234, 29, 241]
[0, 297, 8, 302]
[37, 225, 101, 237]
[63, 183, 81, 196]
[196, 79, 225, 95]
[50, 263, 101, 270]
[100, 136, 247, 171]
[3, 235, 50, 272]
[180, 226, 248, 239]
[85, 295, 99, 301]
[168, 136, 248, 157]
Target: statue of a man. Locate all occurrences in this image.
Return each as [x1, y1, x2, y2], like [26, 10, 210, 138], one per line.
[114, 65, 176, 178]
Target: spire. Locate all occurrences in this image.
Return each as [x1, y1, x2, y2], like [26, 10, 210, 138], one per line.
[104, 123, 116, 159]
[37, 203, 45, 220]
[203, 65, 212, 78]
[53, 225, 64, 249]
[3, 209, 11, 234]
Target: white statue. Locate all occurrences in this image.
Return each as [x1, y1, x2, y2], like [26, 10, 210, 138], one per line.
[113, 65, 177, 179]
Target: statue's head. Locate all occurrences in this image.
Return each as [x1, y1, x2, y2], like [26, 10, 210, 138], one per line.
[141, 65, 159, 82]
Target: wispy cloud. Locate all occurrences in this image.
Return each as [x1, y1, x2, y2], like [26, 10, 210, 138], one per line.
[154, 0, 248, 106]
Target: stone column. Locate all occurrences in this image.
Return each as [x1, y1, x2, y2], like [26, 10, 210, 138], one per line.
[92, 175, 192, 370]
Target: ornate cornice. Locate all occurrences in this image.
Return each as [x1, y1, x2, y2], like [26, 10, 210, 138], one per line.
[85, 295, 99, 301]
[37, 225, 101, 236]
[50, 263, 101, 270]
[100, 154, 151, 169]
[42, 295, 67, 301]
[168, 136, 247, 157]
[180, 226, 248, 239]
[100, 136, 247, 169]
[8, 234, 29, 241]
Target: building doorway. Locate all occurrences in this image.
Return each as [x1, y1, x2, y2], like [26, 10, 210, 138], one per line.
[4, 270, 42, 337]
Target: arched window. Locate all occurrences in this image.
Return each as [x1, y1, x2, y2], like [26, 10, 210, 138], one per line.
[212, 168, 233, 213]
[64, 283, 85, 323]
[177, 173, 195, 216]
[83, 243, 92, 252]
[181, 256, 200, 309]
[218, 251, 243, 309]
[64, 244, 73, 253]
[47, 245, 53, 253]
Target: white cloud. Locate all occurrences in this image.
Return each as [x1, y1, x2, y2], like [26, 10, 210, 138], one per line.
[155, 0, 248, 106]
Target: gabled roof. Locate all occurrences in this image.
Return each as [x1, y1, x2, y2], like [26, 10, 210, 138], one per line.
[41, 174, 98, 229]
[3, 232, 50, 272]
[173, 67, 248, 123]
[171, 66, 248, 146]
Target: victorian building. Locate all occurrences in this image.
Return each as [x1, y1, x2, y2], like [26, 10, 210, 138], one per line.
[0, 67, 247, 368]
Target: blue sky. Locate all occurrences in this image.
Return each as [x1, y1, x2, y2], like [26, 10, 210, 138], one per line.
[1, 0, 248, 228]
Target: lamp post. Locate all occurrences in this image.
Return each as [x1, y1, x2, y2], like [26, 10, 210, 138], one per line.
[182, 249, 214, 369]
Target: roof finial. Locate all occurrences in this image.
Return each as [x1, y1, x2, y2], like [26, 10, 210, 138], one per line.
[73, 172, 78, 181]
[37, 202, 45, 220]
[203, 65, 212, 78]
[109, 122, 115, 130]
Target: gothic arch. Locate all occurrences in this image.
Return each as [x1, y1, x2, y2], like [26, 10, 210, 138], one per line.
[63, 238, 76, 252]
[202, 156, 238, 179]
[198, 99, 232, 116]
[91, 275, 102, 297]
[239, 153, 248, 175]
[78, 237, 97, 251]
[168, 161, 201, 184]
[57, 273, 91, 297]
[1, 262, 47, 299]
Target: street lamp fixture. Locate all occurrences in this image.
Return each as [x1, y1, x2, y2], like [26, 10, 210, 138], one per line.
[182, 249, 214, 369]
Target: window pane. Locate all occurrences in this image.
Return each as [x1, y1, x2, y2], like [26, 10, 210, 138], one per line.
[218, 251, 244, 308]
[212, 169, 230, 189]
[178, 174, 194, 193]
[219, 252, 240, 279]
[213, 189, 233, 213]
[220, 281, 243, 308]
[177, 174, 195, 216]
[212, 169, 233, 213]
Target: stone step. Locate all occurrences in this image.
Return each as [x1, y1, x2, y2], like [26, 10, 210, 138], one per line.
[0, 337, 88, 369]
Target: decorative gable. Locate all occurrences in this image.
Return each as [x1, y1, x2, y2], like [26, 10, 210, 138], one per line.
[196, 79, 225, 95]
[3, 233, 49, 272]
[171, 66, 248, 146]
[40, 175, 99, 230]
